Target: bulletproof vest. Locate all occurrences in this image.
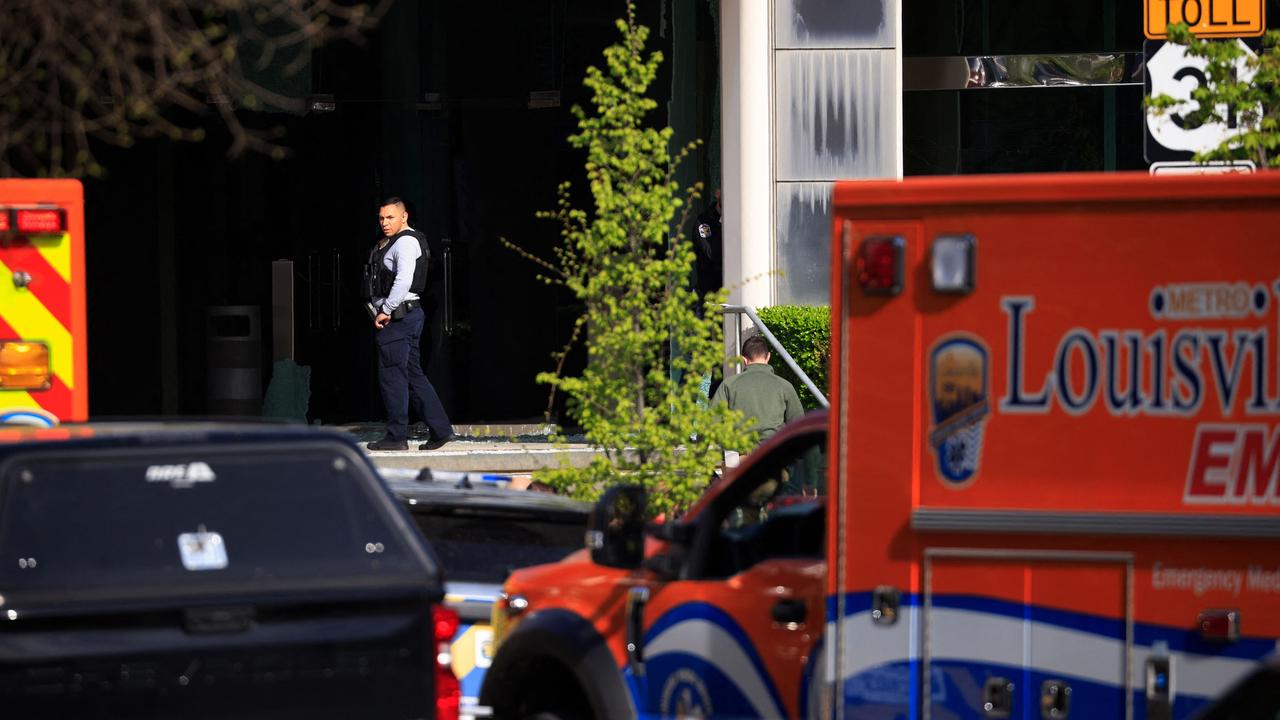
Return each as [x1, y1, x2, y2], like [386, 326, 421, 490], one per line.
[362, 229, 430, 299]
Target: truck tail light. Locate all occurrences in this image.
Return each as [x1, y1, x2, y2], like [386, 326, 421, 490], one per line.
[433, 605, 461, 720]
[15, 209, 66, 234]
[0, 210, 10, 232]
[0, 341, 52, 390]
[856, 236, 904, 295]
[931, 234, 976, 294]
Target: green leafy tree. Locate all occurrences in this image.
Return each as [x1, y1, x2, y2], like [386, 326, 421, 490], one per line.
[503, 4, 755, 518]
[1147, 24, 1280, 167]
[756, 305, 830, 411]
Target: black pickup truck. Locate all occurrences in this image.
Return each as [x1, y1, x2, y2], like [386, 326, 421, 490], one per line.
[0, 423, 455, 719]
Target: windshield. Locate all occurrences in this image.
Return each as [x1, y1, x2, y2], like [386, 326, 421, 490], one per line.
[0, 442, 431, 607]
[412, 509, 585, 583]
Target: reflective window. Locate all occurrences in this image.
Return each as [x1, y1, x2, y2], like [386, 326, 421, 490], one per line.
[904, 86, 1148, 175]
[901, 0, 1156, 175]
[776, 49, 897, 181]
[903, 0, 1143, 55]
[0, 444, 426, 607]
[412, 511, 586, 583]
[776, 182, 832, 306]
[701, 431, 828, 578]
[776, 0, 896, 49]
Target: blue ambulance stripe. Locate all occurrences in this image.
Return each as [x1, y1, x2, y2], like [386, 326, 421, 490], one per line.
[643, 602, 787, 718]
[835, 591, 1276, 661]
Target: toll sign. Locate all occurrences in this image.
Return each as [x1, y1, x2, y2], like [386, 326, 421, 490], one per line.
[1145, 0, 1265, 39]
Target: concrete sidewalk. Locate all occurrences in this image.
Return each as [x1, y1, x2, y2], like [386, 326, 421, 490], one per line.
[336, 421, 603, 474]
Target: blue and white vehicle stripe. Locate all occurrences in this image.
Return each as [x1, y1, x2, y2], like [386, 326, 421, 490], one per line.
[627, 603, 788, 720]
[826, 593, 1275, 718]
[618, 594, 1275, 719]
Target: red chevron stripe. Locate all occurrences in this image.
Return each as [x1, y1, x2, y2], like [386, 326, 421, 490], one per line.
[37, 373, 74, 418]
[0, 313, 72, 419]
[3, 242, 72, 326]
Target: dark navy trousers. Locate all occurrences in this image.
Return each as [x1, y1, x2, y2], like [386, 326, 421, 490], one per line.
[375, 306, 452, 441]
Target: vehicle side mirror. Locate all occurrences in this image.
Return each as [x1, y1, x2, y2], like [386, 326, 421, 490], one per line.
[646, 519, 693, 545]
[586, 485, 647, 569]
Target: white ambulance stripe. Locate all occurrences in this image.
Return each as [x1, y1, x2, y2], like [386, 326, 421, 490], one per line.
[835, 607, 1262, 700]
[835, 607, 920, 682]
[647, 618, 785, 718]
[929, 607, 1122, 686]
[1130, 644, 1263, 700]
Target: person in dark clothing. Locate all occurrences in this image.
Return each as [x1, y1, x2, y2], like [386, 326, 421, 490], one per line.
[692, 188, 725, 400]
[693, 188, 723, 299]
[365, 198, 454, 452]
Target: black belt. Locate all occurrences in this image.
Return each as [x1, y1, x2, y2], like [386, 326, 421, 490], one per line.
[390, 299, 420, 320]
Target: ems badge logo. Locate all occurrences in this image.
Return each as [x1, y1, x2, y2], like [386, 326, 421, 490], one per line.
[660, 668, 713, 719]
[928, 335, 990, 485]
[697, 222, 712, 239]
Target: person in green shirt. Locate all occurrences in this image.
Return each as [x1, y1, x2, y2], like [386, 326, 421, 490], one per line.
[712, 334, 805, 445]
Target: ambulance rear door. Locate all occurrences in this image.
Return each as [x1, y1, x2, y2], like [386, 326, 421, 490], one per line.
[0, 179, 87, 425]
[924, 549, 1130, 720]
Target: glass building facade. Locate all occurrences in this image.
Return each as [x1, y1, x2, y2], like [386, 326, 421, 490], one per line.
[774, 0, 899, 305]
[763, 0, 1247, 306]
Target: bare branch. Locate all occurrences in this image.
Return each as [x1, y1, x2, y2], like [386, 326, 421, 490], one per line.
[0, 0, 391, 177]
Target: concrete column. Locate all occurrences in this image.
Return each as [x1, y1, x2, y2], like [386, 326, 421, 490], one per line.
[720, 0, 772, 312]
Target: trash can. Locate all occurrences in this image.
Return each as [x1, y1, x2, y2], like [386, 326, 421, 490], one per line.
[207, 306, 262, 416]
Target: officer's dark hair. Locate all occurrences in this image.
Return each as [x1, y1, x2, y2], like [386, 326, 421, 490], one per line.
[380, 196, 406, 211]
[742, 334, 770, 361]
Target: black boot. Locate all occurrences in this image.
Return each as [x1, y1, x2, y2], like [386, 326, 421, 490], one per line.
[419, 434, 455, 451]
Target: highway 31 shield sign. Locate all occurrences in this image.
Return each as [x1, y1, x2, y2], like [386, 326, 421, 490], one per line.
[1144, 39, 1258, 163]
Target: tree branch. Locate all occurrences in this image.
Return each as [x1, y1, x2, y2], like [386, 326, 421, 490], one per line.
[1, 0, 391, 177]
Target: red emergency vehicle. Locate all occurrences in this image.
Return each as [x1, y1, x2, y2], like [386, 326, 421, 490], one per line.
[0, 180, 88, 426]
[481, 171, 1280, 720]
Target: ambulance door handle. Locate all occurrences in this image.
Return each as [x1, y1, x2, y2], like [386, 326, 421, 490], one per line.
[772, 599, 807, 625]
[1145, 654, 1173, 720]
[982, 677, 1014, 718]
[625, 586, 649, 676]
[1040, 679, 1070, 719]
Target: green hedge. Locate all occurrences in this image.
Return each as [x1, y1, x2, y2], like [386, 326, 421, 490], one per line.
[755, 305, 831, 411]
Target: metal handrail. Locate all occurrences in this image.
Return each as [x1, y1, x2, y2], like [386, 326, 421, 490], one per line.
[720, 304, 829, 408]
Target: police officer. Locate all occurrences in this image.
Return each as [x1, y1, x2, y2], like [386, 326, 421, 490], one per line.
[693, 187, 722, 299]
[364, 197, 454, 451]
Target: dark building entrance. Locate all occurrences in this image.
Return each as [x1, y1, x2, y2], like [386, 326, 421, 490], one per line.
[82, 0, 720, 424]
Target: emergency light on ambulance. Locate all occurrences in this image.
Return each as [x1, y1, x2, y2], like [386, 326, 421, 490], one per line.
[0, 341, 51, 391]
[931, 234, 976, 294]
[854, 235, 904, 295]
[856, 233, 977, 295]
[0, 207, 68, 235]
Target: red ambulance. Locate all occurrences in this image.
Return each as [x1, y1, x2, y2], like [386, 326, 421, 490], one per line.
[481, 171, 1280, 720]
[0, 179, 88, 426]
